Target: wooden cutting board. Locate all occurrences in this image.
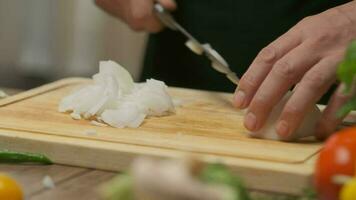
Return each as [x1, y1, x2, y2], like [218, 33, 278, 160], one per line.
[0, 78, 323, 194]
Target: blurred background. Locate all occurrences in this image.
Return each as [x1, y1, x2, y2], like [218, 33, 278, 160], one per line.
[0, 0, 147, 89]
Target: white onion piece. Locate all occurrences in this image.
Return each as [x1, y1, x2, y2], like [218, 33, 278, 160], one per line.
[126, 79, 175, 116]
[70, 113, 81, 120]
[90, 120, 108, 127]
[250, 92, 321, 141]
[101, 104, 147, 128]
[59, 60, 175, 129]
[95, 60, 134, 95]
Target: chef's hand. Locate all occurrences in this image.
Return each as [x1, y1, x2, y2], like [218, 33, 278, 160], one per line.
[95, 0, 176, 32]
[233, 1, 356, 140]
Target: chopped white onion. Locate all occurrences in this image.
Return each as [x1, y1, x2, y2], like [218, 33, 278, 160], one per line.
[90, 120, 108, 127]
[59, 60, 175, 128]
[70, 113, 81, 120]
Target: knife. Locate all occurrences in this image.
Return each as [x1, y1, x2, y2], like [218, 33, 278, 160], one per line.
[153, 3, 239, 85]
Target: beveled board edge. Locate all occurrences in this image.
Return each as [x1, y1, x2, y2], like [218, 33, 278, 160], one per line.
[0, 129, 314, 195]
[0, 78, 90, 107]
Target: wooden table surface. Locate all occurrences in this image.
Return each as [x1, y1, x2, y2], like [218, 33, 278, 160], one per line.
[0, 164, 116, 200]
[0, 88, 301, 200]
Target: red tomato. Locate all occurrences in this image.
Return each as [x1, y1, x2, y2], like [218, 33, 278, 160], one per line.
[314, 127, 356, 200]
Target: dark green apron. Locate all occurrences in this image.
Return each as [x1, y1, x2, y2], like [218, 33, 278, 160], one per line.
[141, 0, 350, 103]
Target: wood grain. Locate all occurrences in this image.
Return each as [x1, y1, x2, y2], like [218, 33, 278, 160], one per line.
[29, 170, 115, 200]
[0, 164, 90, 198]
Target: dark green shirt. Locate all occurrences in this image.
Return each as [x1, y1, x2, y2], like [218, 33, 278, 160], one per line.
[141, 0, 350, 102]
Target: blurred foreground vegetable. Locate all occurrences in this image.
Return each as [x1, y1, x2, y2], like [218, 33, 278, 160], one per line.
[314, 127, 356, 200]
[100, 157, 320, 200]
[100, 158, 250, 200]
[337, 40, 356, 117]
[340, 177, 356, 200]
[314, 41, 356, 200]
[199, 163, 251, 200]
[0, 174, 23, 200]
[0, 150, 52, 164]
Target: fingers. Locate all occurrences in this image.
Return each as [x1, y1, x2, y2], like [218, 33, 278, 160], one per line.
[127, 0, 177, 32]
[233, 29, 302, 109]
[127, 0, 162, 32]
[96, 0, 177, 33]
[315, 84, 353, 140]
[243, 41, 321, 132]
[275, 56, 340, 139]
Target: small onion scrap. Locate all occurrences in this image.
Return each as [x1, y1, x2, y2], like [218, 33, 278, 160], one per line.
[0, 90, 8, 99]
[59, 60, 175, 128]
[42, 175, 55, 189]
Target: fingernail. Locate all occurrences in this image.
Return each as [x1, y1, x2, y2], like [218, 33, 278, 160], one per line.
[276, 120, 289, 137]
[233, 90, 246, 108]
[244, 112, 257, 130]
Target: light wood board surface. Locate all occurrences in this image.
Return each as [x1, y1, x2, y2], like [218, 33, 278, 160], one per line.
[0, 78, 324, 195]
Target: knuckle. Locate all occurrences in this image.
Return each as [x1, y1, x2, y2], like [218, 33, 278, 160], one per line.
[302, 72, 327, 91]
[300, 16, 313, 24]
[310, 32, 333, 45]
[334, 87, 351, 100]
[283, 104, 300, 118]
[240, 73, 258, 90]
[253, 92, 270, 108]
[257, 46, 277, 63]
[272, 60, 297, 80]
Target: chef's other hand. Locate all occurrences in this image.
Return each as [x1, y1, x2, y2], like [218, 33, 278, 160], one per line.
[95, 0, 176, 33]
[233, 1, 356, 140]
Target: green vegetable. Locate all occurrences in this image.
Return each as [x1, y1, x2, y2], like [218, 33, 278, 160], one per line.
[199, 163, 251, 200]
[0, 150, 52, 164]
[100, 173, 134, 200]
[338, 97, 356, 117]
[337, 41, 356, 92]
[337, 40, 356, 117]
